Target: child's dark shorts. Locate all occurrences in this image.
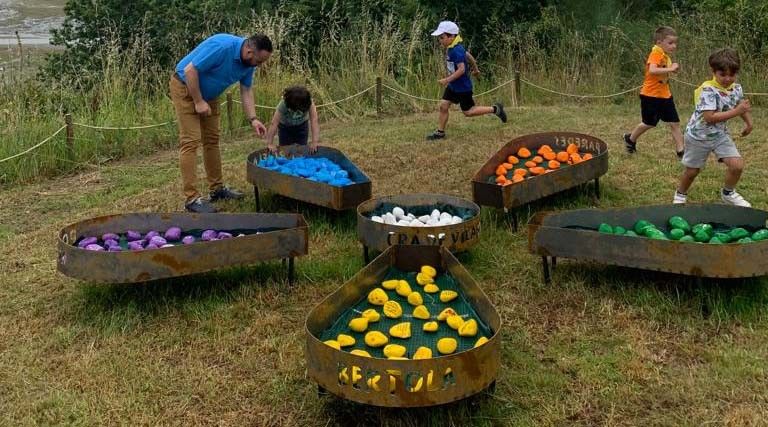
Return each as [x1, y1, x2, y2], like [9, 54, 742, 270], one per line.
[278, 121, 309, 146]
[442, 87, 475, 112]
[640, 94, 679, 126]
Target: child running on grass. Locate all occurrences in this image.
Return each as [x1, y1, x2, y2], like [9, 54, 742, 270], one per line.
[673, 48, 753, 207]
[266, 85, 320, 154]
[623, 26, 684, 157]
[426, 21, 506, 141]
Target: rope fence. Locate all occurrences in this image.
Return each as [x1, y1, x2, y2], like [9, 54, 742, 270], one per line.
[4, 71, 768, 165]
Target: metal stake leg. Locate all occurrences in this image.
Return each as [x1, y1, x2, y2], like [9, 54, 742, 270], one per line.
[363, 245, 370, 264]
[254, 185, 261, 211]
[594, 177, 601, 199]
[288, 257, 295, 285]
[551, 256, 557, 269]
[542, 256, 551, 284]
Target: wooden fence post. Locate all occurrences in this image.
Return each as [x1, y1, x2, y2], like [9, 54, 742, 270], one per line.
[64, 113, 74, 157]
[513, 70, 521, 107]
[226, 93, 233, 136]
[376, 77, 382, 118]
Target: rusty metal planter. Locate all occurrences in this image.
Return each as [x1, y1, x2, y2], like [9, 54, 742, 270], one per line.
[528, 204, 768, 283]
[472, 132, 609, 229]
[357, 194, 481, 263]
[305, 245, 501, 407]
[58, 213, 308, 284]
[246, 147, 372, 211]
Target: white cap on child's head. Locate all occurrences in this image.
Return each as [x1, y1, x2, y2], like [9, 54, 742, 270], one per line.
[431, 21, 459, 36]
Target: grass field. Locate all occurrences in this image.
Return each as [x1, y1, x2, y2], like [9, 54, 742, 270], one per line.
[1, 104, 767, 426]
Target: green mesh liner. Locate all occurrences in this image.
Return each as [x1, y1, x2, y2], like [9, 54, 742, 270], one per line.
[368, 203, 477, 221]
[319, 267, 493, 359]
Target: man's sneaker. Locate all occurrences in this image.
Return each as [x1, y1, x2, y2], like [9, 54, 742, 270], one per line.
[209, 185, 244, 202]
[185, 197, 217, 213]
[673, 191, 687, 204]
[426, 130, 446, 141]
[493, 103, 507, 123]
[721, 189, 751, 207]
[623, 133, 637, 154]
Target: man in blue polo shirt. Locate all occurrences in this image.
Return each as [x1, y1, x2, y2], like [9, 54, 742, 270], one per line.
[171, 33, 272, 213]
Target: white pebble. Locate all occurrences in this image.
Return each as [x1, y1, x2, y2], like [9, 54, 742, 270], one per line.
[452, 216, 463, 224]
[426, 218, 439, 226]
[393, 207, 405, 219]
[410, 220, 424, 227]
[384, 214, 396, 225]
[438, 218, 452, 226]
[439, 212, 452, 221]
[438, 233, 446, 239]
[418, 215, 430, 223]
[406, 213, 415, 220]
[372, 216, 384, 223]
[397, 219, 411, 226]
[431, 209, 440, 219]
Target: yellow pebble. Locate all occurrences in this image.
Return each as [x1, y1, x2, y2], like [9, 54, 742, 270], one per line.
[416, 272, 434, 286]
[440, 290, 458, 303]
[337, 334, 356, 347]
[446, 314, 464, 330]
[407, 291, 423, 306]
[412, 305, 430, 320]
[324, 340, 341, 350]
[383, 344, 407, 358]
[350, 349, 372, 357]
[458, 319, 478, 337]
[367, 288, 389, 305]
[395, 281, 412, 297]
[364, 331, 388, 347]
[383, 300, 403, 319]
[437, 307, 457, 321]
[413, 346, 432, 360]
[437, 337, 458, 354]
[381, 279, 399, 290]
[388, 356, 408, 360]
[348, 317, 369, 332]
[420, 265, 437, 278]
[474, 336, 489, 348]
[424, 284, 440, 294]
[422, 321, 439, 332]
[362, 308, 380, 323]
[389, 322, 412, 339]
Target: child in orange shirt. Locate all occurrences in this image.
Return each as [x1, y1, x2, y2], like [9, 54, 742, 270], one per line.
[623, 26, 684, 158]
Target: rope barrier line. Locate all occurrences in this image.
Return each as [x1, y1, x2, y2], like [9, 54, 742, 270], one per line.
[520, 77, 642, 99]
[382, 83, 442, 102]
[475, 77, 516, 97]
[73, 121, 173, 130]
[672, 77, 768, 96]
[315, 85, 377, 107]
[0, 125, 66, 164]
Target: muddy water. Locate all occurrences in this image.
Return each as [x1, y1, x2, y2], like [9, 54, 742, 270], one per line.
[0, 0, 64, 45]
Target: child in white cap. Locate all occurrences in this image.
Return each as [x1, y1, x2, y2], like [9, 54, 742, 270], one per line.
[426, 21, 506, 141]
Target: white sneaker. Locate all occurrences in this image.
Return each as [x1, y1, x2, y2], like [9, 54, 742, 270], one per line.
[673, 191, 687, 204]
[721, 190, 751, 207]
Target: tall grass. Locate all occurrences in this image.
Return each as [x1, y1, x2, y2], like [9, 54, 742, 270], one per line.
[3, 5, 768, 186]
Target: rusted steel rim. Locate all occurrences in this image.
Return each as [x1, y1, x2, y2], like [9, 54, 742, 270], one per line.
[528, 203, 768, 278]
[57, 212, 309, 284]
[246, 146, 372, 211]
[472, 132, 609, 209]
[305, 245, 501, 407]
[356, 193, 481, 254]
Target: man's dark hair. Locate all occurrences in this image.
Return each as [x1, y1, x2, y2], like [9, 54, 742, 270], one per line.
[709, 48, 740, 74]
[654, 26, 676, 43]
[283, 85, 312, 112]
[248, 34, 273, 52]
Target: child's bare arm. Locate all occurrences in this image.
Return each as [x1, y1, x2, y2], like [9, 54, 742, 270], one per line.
[741, 110, 753, 137]
[265, 110, 281, 152]
[649, 63, 679, 75]
[309, 103, 320, 152]
[465, 51, 480, 76]
[703, 99, 751, 124]
[439, 62, 466, 86]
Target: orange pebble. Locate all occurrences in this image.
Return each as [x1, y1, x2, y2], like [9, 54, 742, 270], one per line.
[514, 168, 528, 177]
[543, 151, 556, 161]
[517, 147, 531, 158]
[502, 162, 513, 170]
[566, 143, 579, 154]
[556, 151, 570, 162]
[495, 165, 507, 176]
[524, 161, 537, 168]
[548, 160, 561, 169]
[532, 156, 543, 164]
[537, 145, 553, 155]
[507, 155, 519, 164]
[530, 167, 546, 175]
[570, 153, 583, 164]
[512, 174, 525, 183]
[583, 153, 593, 160]
[495, 175, 507, 184]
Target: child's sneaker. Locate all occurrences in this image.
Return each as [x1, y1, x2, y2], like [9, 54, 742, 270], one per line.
[426, 130, 446, 141]
[673, 191, 687, 204]
[676, 149, 684, 159]
[623, 133, 637, 153]
[493, 103, 507, 123]
[721, 189, 751, 207]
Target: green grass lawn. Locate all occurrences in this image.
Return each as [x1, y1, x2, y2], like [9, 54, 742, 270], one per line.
[1, 104, 767, 426]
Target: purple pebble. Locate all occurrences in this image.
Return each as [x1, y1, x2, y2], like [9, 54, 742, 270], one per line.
[201, 230, 218, 241]
[149, 236, 167, 246]
[104, 239, 118, 248]
[161, 244, 175, 248]
[145, 230, 160, 240]
[102, 233, 120, 242]
[127, 241, 144, 251]
[126, 230, 142, 241]
[145, 243, 159, 250]
[85, 244, 105, 251]
[107, 246, 123, 252]
[164, 227, 182, 241]
[182, 235, 195, 245]
[217, 232, 233, 240]
[78, 236, 98, 248]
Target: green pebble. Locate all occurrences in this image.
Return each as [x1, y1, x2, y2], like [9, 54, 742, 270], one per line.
[669, 228, 685, 240]
[738, 237, 754, 244]
[729, 227, 749, 240]
[679, 235, 696, 243]
[708, 236, 724, 244]
[714, 232, 732, 243]
[633, 220, 652, 234]
[598, 223, 613, 234]
[694, 230, 711, 242]
[613, 226, 627, 235]
[752, 229, 768, 241]
[624, 230, 638, 237]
